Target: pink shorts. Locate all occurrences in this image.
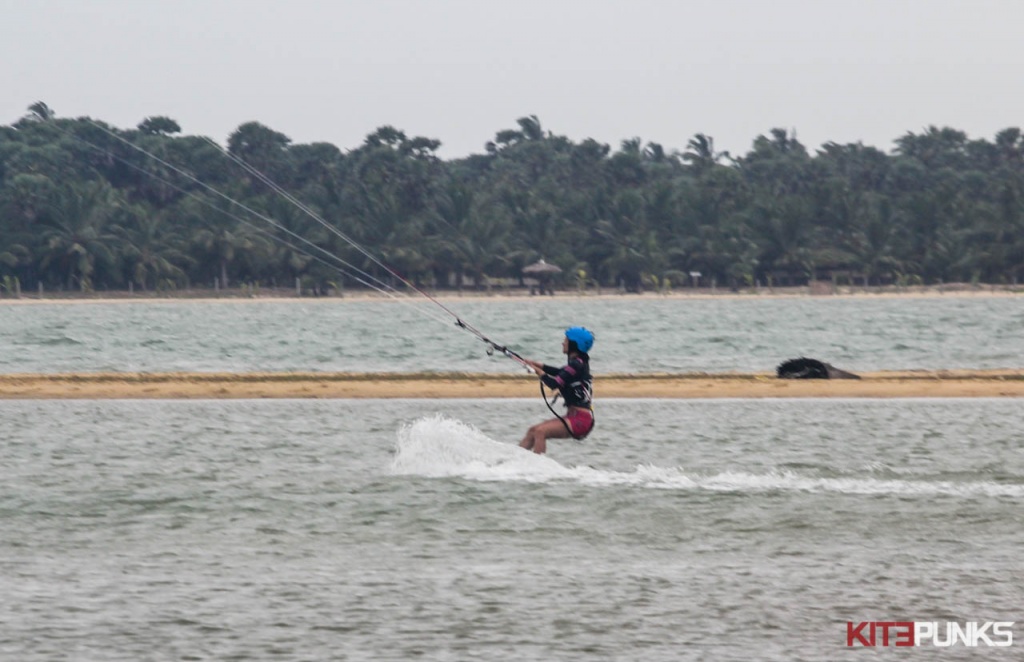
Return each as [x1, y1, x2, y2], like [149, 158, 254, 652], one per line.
[566, 408, 594, 439]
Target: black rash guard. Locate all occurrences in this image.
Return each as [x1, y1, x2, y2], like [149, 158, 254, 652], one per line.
[540, 355, 593, 409]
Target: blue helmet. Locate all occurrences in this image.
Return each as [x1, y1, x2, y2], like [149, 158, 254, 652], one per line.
[565, 326, 595, 353]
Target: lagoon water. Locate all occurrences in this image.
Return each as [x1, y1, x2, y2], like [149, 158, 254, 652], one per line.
[1, 296, 1023, 660]
[1, 294, 1022, 373]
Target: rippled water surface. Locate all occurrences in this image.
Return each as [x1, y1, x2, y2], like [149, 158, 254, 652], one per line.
[2, 398, 1022, 661]
[2, 295, 1023, 373]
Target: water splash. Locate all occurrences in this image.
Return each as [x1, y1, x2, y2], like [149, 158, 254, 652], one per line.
[391, 415, 573, 482]
[392, 416, 1024, 498]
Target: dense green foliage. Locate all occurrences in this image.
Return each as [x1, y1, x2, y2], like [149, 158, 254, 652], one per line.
[2, 103, 1023, 294]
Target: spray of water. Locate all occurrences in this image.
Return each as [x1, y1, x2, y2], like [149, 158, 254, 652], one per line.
[392, 416, 1024, 498]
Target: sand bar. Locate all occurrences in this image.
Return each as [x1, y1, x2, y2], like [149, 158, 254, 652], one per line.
[1, 371, 1023, 399]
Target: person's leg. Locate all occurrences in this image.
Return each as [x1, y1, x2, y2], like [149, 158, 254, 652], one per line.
[519, 418, 571, 454]
[519, 426, 535, 451]
[519, 420, 548, 451]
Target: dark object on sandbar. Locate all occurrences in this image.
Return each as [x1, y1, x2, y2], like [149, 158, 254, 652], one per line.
[776, 357, 861, 380]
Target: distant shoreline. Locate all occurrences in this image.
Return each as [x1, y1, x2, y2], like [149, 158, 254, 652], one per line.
[1, 283, 1021, 304]
[2, 370, 1022, 399]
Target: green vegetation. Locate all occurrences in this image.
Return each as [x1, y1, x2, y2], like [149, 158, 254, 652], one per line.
[2, 104, 1023, 294]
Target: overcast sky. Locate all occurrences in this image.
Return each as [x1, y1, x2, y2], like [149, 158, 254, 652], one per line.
[4, 0, 1023, 159]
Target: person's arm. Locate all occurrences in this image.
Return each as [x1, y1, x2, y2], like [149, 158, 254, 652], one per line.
[539, 359, 581, 390]
[521, 358, 546, 376]
[523, 358, 560, 378]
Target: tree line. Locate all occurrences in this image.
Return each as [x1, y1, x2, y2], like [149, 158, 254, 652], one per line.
[2, 102, 1023, 295]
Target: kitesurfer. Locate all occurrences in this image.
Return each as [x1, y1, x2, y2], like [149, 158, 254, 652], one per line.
[519, 326, 595, 454]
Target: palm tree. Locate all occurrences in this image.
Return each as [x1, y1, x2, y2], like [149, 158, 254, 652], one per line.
[593, 189, 665, 291]
[0, 243, 31, 293]
[25, 101, 55, 122]
[192, 223, 264, 290]
[606, 139, 646, 186]
[682, 133, 729, 173]
[895, 126, 969, 170]
[1, 173, 57, 226]
[137, 116, 182, 136]
[226, 122, 293, 191]
[840, 195, 903, 285]
[363, 125, 407, 148]
[749, 195, 818, 284]
[37, 181, 121, 291]
[485, 116, 544, 153]
[517, 115, 544, 141]
[429, 181, 511, 289]
[115, 209, 190, 290]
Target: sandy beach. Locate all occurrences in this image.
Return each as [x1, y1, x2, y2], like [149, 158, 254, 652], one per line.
[1, 370, 1023, 399]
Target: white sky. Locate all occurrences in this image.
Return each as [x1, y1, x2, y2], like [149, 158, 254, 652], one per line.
[4, 0, 1024, 159]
